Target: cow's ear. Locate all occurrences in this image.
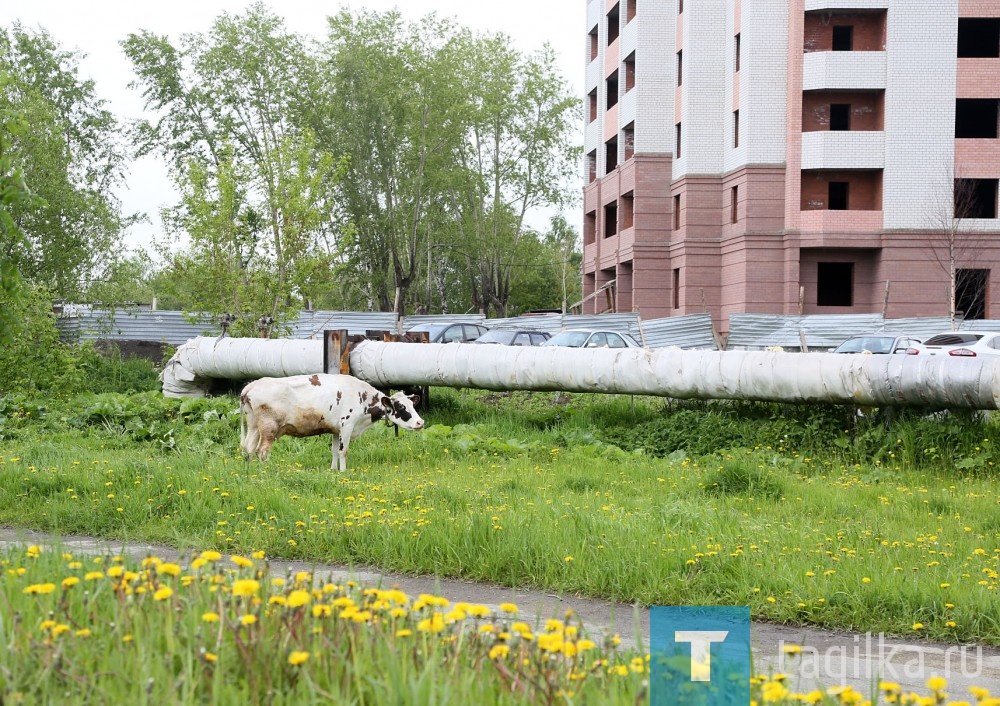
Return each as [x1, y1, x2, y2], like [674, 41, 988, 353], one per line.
[407, 394, 421, 406]
[381, 395, 392, 407]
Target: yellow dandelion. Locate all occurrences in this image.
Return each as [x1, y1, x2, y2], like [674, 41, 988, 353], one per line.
[154, 586, 174, 601]
[231, 579, 260, 598]
[230, 556, 254, 569]
[499, 603, 518, 614]
[489, 644, 510, 660]
[202, 612, 220, 623]
[61, 577, 80, 589]
[288, 651, 310, 666]
[239, 614, 257, 626]
[927, 676, 947, 691]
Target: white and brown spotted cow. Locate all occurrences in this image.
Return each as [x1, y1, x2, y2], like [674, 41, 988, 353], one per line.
[239, 374, 423, 470]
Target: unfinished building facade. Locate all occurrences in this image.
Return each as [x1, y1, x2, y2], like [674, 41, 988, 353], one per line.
[582, 0, 1000, 331]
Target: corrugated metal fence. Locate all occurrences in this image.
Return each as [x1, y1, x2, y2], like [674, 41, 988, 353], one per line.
[57, 308, 995, 352]
[727, 314, 1000, 350]
[56, 309, 717, 349]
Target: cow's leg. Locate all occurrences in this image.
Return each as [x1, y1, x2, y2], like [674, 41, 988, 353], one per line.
[330, 432, 341, 470]
[256, 422, 280, 462]
[336, 419, 357, 471]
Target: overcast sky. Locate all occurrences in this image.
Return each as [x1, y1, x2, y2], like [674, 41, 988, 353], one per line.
[3, 0, 585, 254]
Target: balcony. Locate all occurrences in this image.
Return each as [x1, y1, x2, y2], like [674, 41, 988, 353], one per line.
[802, 52, 886, 91]
[801, 131, 884, 170]
[804, 0, 888, 9]
[799, 209, 883, 235]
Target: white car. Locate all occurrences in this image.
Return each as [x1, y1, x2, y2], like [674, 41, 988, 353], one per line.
[905, 331, 1000, 358]
[541, 329, 642, 349]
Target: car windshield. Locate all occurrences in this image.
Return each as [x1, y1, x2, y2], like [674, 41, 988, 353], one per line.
[474, 330, 515, 344]
[924, 333, 983, 346]
[543, 331, 592, 347]
[836, 336, 895, 354]
[408, 324, 447, 339]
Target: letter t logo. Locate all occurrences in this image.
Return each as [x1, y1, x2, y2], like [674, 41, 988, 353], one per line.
[674, 631, 729, 681]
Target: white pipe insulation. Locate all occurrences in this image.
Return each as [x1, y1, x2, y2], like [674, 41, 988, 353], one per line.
[161, 337, 323, 397]
[161, 336, 1000, 409]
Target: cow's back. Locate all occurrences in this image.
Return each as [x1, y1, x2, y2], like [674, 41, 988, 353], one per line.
[244, 374, 375, 432]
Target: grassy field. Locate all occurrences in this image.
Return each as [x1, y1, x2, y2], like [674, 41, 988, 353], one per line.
[0, 543, 645, 704]
[1, 387, 998, 650]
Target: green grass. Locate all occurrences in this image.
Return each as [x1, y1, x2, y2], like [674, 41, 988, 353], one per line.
[0, 544, 644, 704]
[1, 388, 999, 648]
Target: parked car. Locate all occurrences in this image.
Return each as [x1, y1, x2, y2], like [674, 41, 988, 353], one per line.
[471, 329, 551, 346]
[905, 331, 1000, 358]
[541, 329, 642, 349]
[831, 333, 921, 355]
[406, 322, 488, 343]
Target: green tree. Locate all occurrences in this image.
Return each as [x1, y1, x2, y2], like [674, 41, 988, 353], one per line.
[123, 4, 344, 334]
[0, 75, 35, 340]
[447, 38, 580, 317]
[0, 24, 134, 299]
[313, 9, 471, 318]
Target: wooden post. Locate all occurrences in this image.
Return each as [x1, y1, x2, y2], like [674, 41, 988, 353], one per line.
[323, 330, 349, 375]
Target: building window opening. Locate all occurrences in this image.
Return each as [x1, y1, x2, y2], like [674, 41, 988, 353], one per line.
[604, 201, 618, 238]
[735, 33, 741, 72]
[584, 210, 597, 245]
[589, 27, 599, 61]
[606, 71, 619, 109]
[958, 18, 1000, 58]
[955, 178, 999, 219]
[673, 268, 681, 309]
[730, 185, 739, 223]
[733, 110, 740, 147]
[956, 269, 989, 320]
[623, 122, 635, 160]
[673, 194, 681, 230]
[607, 3, 620, 45]
[621, 191, 634, 230]
[677, 51, 683, 86]
[626, 0, 636, 23]
[830, 104, 851, 131]
[829, 181, 849, 210]
[678, 0, 683, 14]
[586, 150, 597, 183]
[588, 90, 598, 123]
[605, 137, 618, 173]
[832, 25, 853, 51]
[817, 262, 854, 307]
[625, 52, 636, 91]
[675, 123, 682, 158]
[956, 99, 999, 139]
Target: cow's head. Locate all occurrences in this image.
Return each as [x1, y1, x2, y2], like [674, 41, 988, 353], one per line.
[374, 392, 424, 431]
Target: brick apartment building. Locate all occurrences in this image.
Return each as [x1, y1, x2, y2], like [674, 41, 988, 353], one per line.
[582, 0, 1000, 332]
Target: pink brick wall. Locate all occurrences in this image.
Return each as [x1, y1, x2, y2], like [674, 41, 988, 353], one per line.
[802, 92, 884, 132]
[803, 11, 886, 52]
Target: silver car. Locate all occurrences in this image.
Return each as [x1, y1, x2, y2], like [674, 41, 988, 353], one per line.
[541, 329, 642, 349]
[832, 334, 920, 355]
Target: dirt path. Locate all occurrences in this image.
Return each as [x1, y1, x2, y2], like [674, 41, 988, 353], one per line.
[2, 528, 998, 696]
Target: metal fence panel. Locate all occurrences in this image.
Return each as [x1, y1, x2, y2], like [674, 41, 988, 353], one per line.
[638, 314, 717, 349]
